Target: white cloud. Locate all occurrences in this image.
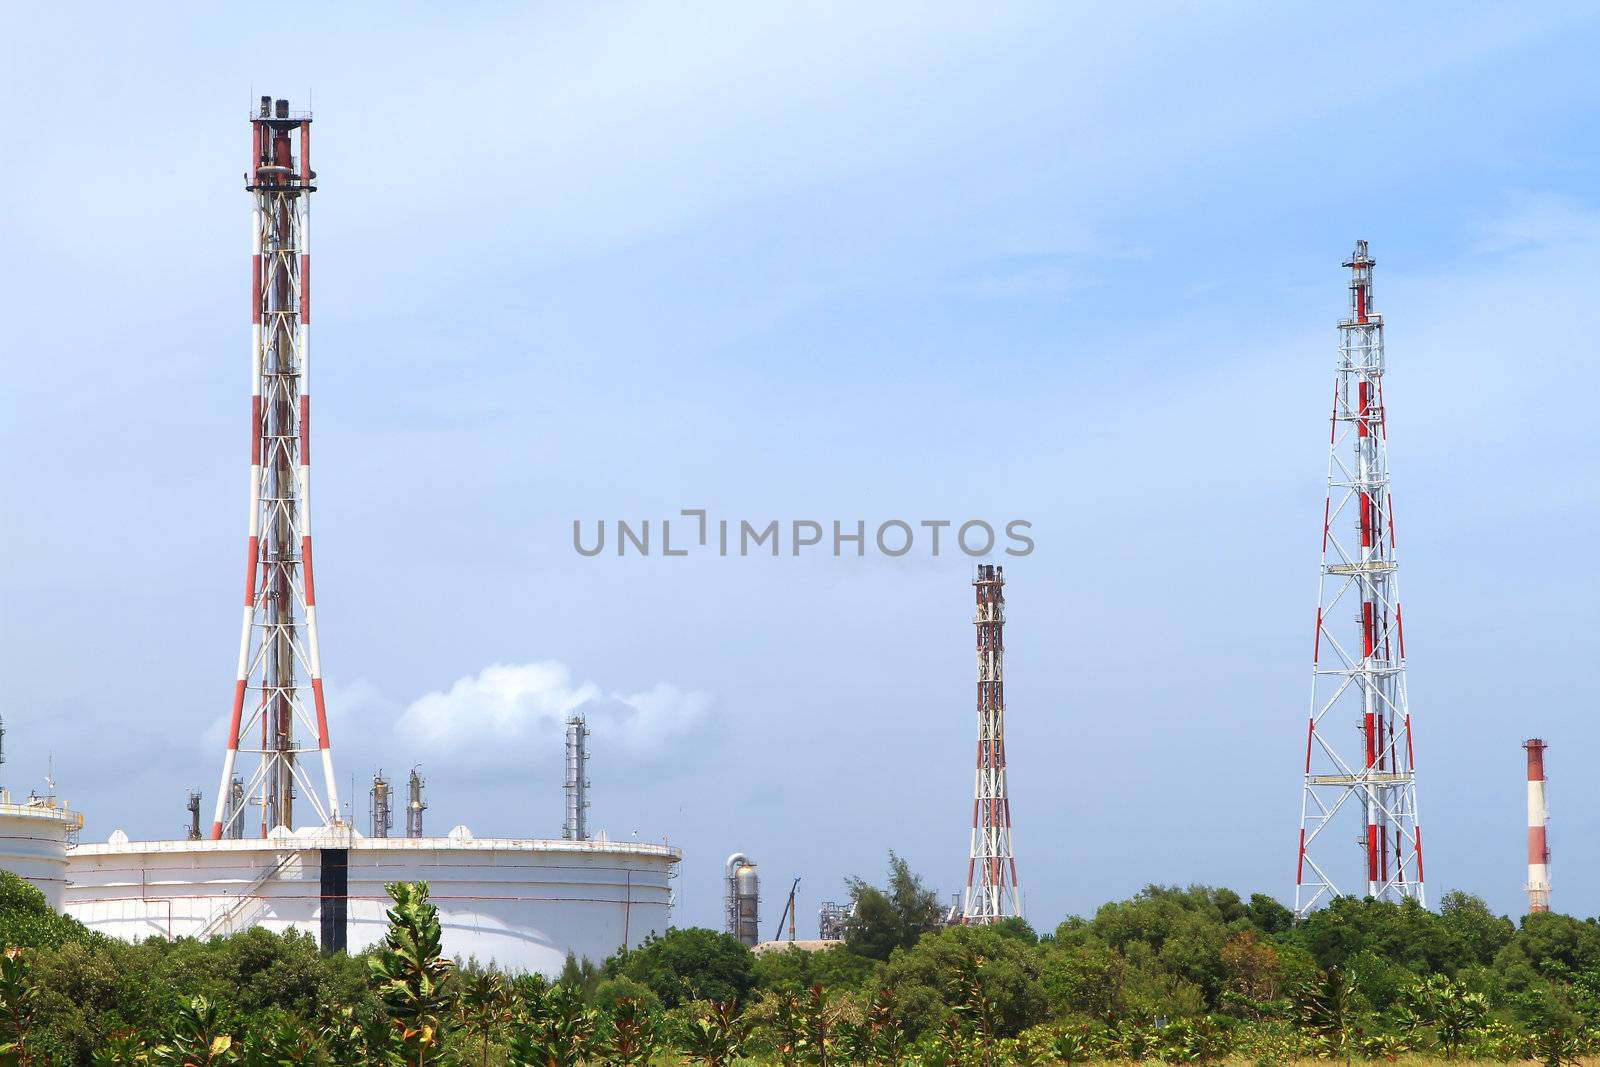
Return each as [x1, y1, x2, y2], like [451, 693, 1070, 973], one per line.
[191, 663, 713, 791]
[391, 661, 712, 769]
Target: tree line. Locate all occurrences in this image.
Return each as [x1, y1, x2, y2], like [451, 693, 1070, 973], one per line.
[2, 855, 1599, 1064]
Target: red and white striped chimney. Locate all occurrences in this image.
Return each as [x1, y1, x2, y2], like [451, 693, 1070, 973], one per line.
[1525, 738, 1550, 913]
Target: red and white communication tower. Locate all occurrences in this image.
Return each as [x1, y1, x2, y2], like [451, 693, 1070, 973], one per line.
[1295, 241, 1424, 916]
[208, 97, 341, 839]
[963, 564, 1021, 923]
[1524, 739, 1550, 913]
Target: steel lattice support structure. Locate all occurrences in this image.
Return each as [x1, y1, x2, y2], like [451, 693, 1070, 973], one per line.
[209, 97, 341, 839]
[963, 564, 1021, 923]
[1295, 241, 1424, 915]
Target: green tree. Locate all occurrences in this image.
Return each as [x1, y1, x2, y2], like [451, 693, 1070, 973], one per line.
[456, 972, 511, 1067]
[677, 1001, 748, 1067]
[238, 1009, 325, 1066]
[0, 949, 41, 1066]
[844, 854, 943, 962]
[1494, 911, 1600, 993]
[1289, 897, 1455, 974]
[368, 882, 456, 1066]
[799, 984, 840, 1067]
[1218, 929, 1280, 1018]
[862, 986, 908, 1065]
[556, 953, 601, 1002]
[1398, 975, 1489, 1060]
[761, 988, 806, 1067]
[603, 928, 754, 1008]
[1244, 893, 1293, 937]
[1532, 1025, 1582, 1067]
[0, 873, 92, 951]
[1155, 1015, 1232, 1065]
[754, 944, 877, 994]
[314, 1005, 376, 1067]
[947, 953, 1003, 1067]
[1437, 891, 1514, 968]
[590, 976, 660, 1017]
[1039, 943, 1127, 1023]
[508, 983, 596, 1067]
[90, 1030, 156, 1066]
[1087, 886, 1237, 1007]
[884, 924, 1048, 1037]
[1051, 1022, 1093, 1066]
[157, 995, 237, 1067]
[1293, 966, 1359, 1066]
[597, 996, 658, 1066]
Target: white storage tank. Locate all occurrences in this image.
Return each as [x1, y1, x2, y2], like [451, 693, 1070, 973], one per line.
[0, 791, 84, 910]
[65, 826, 680, 974]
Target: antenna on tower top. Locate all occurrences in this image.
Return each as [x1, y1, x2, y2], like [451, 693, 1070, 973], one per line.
[963, 563, 1021, 923]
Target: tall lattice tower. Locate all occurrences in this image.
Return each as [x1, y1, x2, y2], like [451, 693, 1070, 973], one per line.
[963, 564, 1021, 923]
[209, 97, 341, 839]
[1295, 241, 1424, 915]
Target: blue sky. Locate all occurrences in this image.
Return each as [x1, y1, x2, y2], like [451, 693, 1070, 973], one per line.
[3, 4, 1599, 936]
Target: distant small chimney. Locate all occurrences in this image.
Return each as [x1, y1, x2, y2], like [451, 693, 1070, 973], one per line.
[1525, 739, 1550, 912]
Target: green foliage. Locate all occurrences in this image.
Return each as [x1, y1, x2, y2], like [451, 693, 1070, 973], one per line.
[1050, 1021, 1093, 1065]
[597, 995, 659, 1066]
[1293, 966, 1360, 1065]
[884, 923, 1048, 1037]
[0, 948, 41, 1066]
[844, 852, 944, 962]
[1532, 1024, 1582, 1067]
[555, 952, 600, 1002]
[677, 1000, 748, 1066]
[7, 872, 1600, 1066]
[160, 994, 237, 1066]
[589, 974, 660, 1017]
[1438, 890, 1515, 967]
[1154, 1014, 1233, 1064]
[1289, 896, 1456, 974]
[1398, 974, 1490, 1059]
[602, 927, 755, 1008]
[368, 881, 455, 1065]
[860, 985, 908, 1065]
[0, 872, 92, 951]
[507, 982, 597, 1067]
[455, 972, 510, 1067]
[753, 943, 877, 994]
